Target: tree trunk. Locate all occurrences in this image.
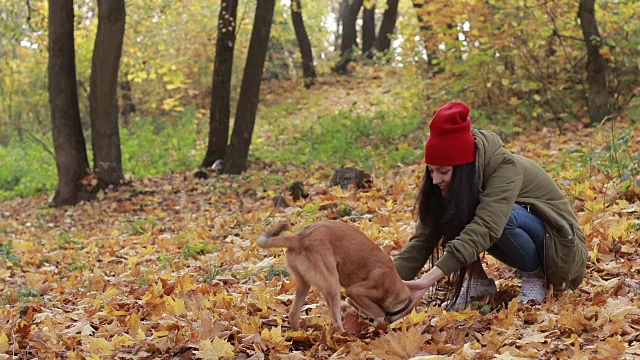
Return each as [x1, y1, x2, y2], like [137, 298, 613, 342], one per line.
[119, 80, 136, 129]
[578, 0, 609, 126]
[362, 3, 375, 58]
[334, 0, 363, 74]
[376, 0, 399, 53]
[202, 0, 239, 168]
[222, 0, 275, 174]
[90, 0, 126, 186]
[48, 0, 92, 206]
[335, 0, 348, 52]
[341, 0, 363, 54]
[291, 0, 316, 88]
[410, 0, 442, 73]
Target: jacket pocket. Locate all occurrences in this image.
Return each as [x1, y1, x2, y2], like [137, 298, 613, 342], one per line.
[545, 224, 585, 286]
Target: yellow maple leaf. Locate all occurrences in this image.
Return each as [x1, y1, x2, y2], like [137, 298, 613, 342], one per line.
[84, 337, 114, 356]
[260, 326, 290, 351]
[194, 337, 234, 360]
[176, 272, 196, 292]
[395, 309, 428, 327]
[595, 336, 626, 358]
[127, 313, 146, 340]
[111, 334, 134, 347]
[369, 325, 429, 360]
[102, 287, 119, 300]
[164, 295, 186, 315]
[151, 280, 164, 297]
[0, 332, 9, 353]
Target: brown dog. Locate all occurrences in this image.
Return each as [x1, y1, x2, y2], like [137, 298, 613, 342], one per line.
[257, 220, 414, 336]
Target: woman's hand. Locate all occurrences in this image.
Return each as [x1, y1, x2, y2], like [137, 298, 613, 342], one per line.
[403, 266, 447, 303]
[404, 279, 429, 303]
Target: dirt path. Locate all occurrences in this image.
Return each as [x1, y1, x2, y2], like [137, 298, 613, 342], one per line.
[259, 66, 419, 122]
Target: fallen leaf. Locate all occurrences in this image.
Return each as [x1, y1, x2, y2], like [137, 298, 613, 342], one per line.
[194, 337, 235, 360]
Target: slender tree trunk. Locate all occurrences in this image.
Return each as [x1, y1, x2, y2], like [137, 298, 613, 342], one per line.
[291, 0, 316, 88]
[335, 0, 348, 51]
[578, 0, 609, 126]
[410, 0, 441, 72]
[341, 0, 363, 54]
[223, 0, 275, 174]
[376, 0, 399, 53]
[202, 0, 239, 168]
[362, 3, 375, 58]
[48, 0, 92, 206]
[90, 0, 126, 186]
[334, 0, 363, 74]
[119, 80, 136, 129]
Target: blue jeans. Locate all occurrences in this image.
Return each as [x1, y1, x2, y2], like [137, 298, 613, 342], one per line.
[487, 204, 546, 273]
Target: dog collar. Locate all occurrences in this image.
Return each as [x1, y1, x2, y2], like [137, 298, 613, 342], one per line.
[385, 297, 413, 318]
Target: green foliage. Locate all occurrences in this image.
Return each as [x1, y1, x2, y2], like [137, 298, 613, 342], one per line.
[0, 137, 57, 200]
[556, 120, 640, 201]
[200, 266, 226, 283]
[412, 0, 639, 127]
[130, 218, 161, 235]
[0, 109, 204, 200]
[157, 255, 174, 269]
[0, 240, 21, 265]
[135, 276, 153, 287]
[17, 287, 40, 302]
[590, 121, 640, 193]
[69, 261, 90, 272]
[253, 107, 424, 169]
[181, 241, 218, 259]
[264, 267, 289, 281]
[336, 204, 353, 217]
[121, 109, 203, 178]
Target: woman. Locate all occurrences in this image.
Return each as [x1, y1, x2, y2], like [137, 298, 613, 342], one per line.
[393, 101, 587, 310]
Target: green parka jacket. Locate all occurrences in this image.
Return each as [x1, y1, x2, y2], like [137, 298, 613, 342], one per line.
[393, 130, 588, 290]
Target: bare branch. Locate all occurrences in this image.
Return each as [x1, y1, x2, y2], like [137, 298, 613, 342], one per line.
[25, 0, 37, 32]
[11, 123, 56, 161]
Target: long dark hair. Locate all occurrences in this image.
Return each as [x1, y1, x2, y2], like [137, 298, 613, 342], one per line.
[416, 162, 479, 308]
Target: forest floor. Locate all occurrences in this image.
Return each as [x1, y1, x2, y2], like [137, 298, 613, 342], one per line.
[1, 66, 639, 359]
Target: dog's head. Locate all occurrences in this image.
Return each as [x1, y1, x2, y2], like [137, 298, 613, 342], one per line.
[385, 295, 417, 323]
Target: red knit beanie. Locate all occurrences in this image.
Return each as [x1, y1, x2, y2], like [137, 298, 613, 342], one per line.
[424, 101, 476, 166]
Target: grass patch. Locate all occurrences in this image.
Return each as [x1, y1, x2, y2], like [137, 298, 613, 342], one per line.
[0, 137, 56, 200]
[200, 265, 226, 283]
[253, 108, 425, 170]
[17, 287, 41, 302]
[181, 241, 218, 259]
[0, 240, 21, 266]
[0, 109, 205, 200]
[265, 267, 289, 281]
[130, 218, 161, 235]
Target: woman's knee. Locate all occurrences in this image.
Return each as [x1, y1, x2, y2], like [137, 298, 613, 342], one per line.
[504, 204, 527, 229]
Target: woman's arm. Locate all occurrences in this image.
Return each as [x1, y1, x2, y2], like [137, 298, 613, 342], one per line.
[393, 221, 436, 281]
[404, 266, 446, 303]
[436, 155, 523, 275]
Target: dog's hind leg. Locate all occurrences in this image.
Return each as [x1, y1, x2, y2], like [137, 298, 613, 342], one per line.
[288, 269, 310, 330]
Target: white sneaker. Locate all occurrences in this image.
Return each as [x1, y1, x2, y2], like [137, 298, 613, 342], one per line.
[443, 278, 497, 310]
[518, 277, 546, 304]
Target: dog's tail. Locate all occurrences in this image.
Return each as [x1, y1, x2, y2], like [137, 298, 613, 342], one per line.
[257, 223, 299, 249]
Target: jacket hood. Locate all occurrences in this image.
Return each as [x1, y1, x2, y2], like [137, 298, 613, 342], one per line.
[472, 129, 504, 186]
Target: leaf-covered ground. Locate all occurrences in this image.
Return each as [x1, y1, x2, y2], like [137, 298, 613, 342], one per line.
[1, 72, 639, 359]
